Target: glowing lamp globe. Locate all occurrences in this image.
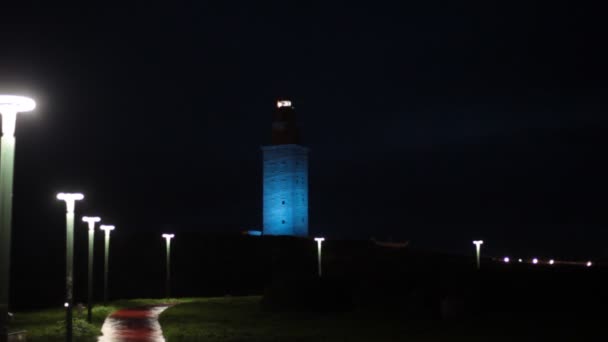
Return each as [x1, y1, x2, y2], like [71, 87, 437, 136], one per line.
[0, 95, 36, 135]
[0, 95, 36, 113]
[586, 261, 592, 267]
[56, 193, 84, 201]
[532, 258, 538, 265]
[100, 225, 115, 232]
[549, 259, 555, 265]
[82, 216, 101, 231]
[56, 193, 84, 213]
[503, 257, 510, 263]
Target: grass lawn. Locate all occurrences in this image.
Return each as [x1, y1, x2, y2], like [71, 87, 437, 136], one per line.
[9, 298, 182, 341]
[159, 296, 601, 342]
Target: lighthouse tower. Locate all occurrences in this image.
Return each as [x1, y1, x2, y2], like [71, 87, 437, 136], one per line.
[262, 100, 309, 237]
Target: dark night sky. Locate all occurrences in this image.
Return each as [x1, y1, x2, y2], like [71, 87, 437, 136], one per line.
[1, 1, 608, 257]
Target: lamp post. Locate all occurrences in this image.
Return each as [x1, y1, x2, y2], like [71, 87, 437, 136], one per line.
[82, 216, 100, 323]
[162, 234, 174, 299]
[99, 225, 115, 306]
[57, 193, 84, 342]
[314, 237, 325, 277]
[472, 240, 483, 270]
[0, 95, 35, 342]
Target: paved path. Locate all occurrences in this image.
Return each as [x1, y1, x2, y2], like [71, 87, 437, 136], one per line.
[97, 305, 171, 342]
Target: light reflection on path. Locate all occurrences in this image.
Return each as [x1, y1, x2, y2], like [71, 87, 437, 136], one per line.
[98, 305, 171, 342]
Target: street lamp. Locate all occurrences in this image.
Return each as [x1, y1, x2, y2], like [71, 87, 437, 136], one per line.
[57, 193, 84, 342]
[314, 237, 325, 277]
[0, 95, 35, 342]
[99, 225, 115, 306]
[82, 216, 101, 323]
[472, 240, 483, 270]
[162, 234, 174, 298]
[503, 257, 510, 263]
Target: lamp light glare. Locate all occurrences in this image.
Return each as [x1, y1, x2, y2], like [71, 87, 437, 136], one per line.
[162, 234, 175, 240]
[532, 258, 538, 264]
[549, 259, 555, 265]
[314, 237, 325, 242]
[472, 240, 484, 246]
[586, 261, 592, 267]
[518, 258, 523, 263]
[64, 302, 69, 308]
[503, 257, 510, 263]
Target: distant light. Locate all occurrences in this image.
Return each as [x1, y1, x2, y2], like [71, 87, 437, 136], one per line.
[532, 258, 538, 264]
[518, 259, 523, 263]
[503, 257, 510, 263]
[64, 302, 69, 308]
[100, 225, 115, 232]
[277, 100, 292, 108]
[586, 261, 592, 267]
[162, 233, 175, 240]
[549, 259, 555, 265]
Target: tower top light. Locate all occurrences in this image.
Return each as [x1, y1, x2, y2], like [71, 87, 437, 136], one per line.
[277, 100, 292, 108]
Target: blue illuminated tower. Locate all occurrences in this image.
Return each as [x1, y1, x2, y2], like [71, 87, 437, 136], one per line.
[262, 100, 309, 236]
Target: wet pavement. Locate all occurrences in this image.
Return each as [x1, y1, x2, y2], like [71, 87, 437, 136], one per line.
[97, 305, 171, 342]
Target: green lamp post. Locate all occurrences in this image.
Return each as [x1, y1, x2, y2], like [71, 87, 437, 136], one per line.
[162, 234, 174, 299]
[314, 237, 325, 277]
[82, 216, 101, 323]
[57, 193, 84, 342]
[0, 95, 35, 342]
[99, 225, 115, 306]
